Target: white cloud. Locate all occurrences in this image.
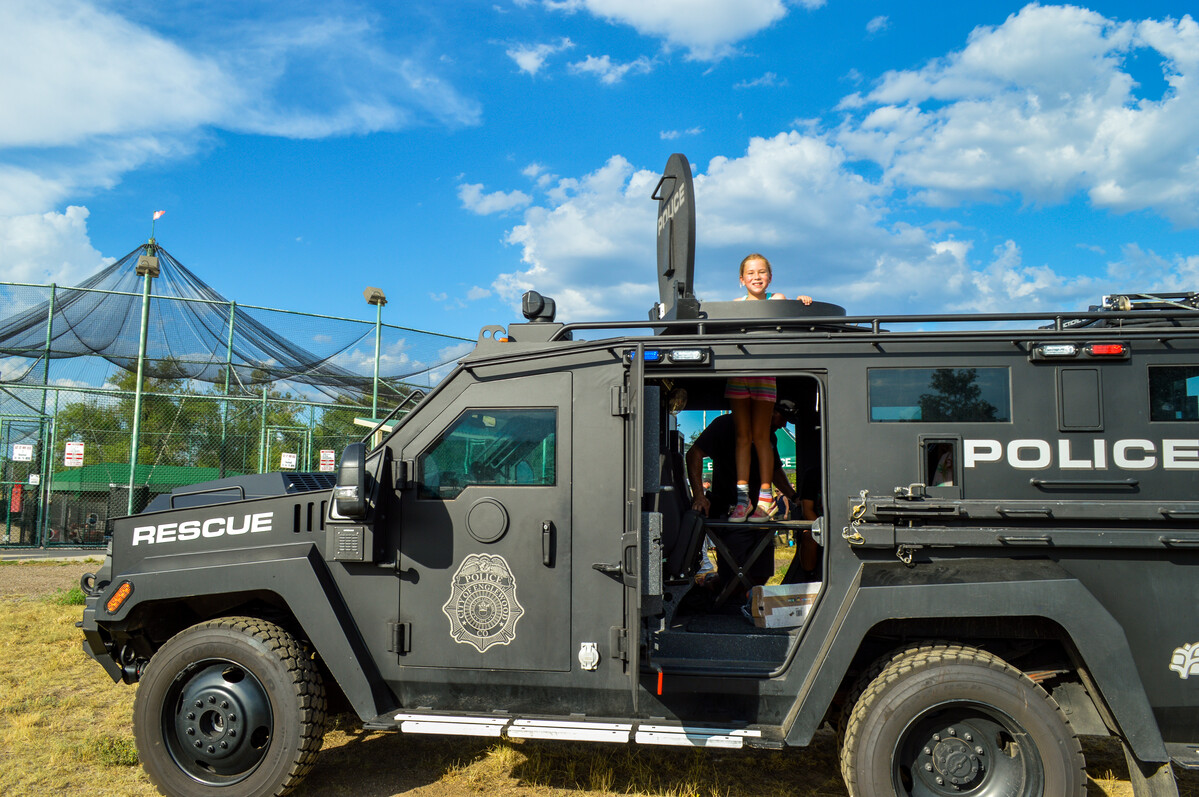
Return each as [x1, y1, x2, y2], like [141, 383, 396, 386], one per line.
[547, 0, 822, 61]
[489, 131, 1199, 322]
[466, 285, 492, 300]
[1105, 243, 1199, 291]
[734, 72, 787, 89]
[507, 38, 574, 75]
[660, 127, 704, 140]
[0, 0, 482, 220]
[497, 155, 661, 318]
[837, 4, 1199, 226]
[0, 0, 233, 149]
[865, 15, 889, 35]
[0, 206, 111, 286]
[569, 54, 654, 84]
[458, 183, 534, 215]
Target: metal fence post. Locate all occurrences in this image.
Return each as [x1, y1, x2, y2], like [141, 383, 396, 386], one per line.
[258, 387, 268, 474]
[36, 284, 55, 543]
[220, 301, 236, 478]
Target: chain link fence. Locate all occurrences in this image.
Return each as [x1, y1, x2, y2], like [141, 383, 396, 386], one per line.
[0, 248, 472, 548]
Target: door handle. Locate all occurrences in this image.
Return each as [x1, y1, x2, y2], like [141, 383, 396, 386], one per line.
[541, 520, 554, 566]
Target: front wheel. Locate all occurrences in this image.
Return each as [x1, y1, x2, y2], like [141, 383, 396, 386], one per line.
[133, 617, 326, 797]
[840, 644, 1085, 797]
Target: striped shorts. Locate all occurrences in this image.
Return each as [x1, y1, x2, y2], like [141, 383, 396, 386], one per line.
[724, 376, 777, 402]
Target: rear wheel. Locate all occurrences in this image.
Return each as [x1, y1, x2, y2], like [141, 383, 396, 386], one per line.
[840, 643, 1084, 797]
[133, 617, 326, 797]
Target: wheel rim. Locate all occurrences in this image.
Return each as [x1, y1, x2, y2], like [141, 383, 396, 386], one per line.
[893, 701, 1045, 797]
[161, 659, 274, 786]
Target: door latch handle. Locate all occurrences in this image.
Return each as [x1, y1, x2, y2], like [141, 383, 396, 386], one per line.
[541, 520, 554, 566]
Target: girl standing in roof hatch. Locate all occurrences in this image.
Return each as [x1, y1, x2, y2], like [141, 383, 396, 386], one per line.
[725, 253, 812, 521]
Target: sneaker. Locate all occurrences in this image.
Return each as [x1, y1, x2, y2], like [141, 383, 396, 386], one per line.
[728, 503, 750, 523]
[748, 501, 775, 523]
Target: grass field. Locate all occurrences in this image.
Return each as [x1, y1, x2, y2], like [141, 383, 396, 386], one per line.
[1, 559, 1195, 796]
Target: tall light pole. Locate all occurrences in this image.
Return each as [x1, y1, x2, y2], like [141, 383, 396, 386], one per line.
[364, 287, 387, 419]
[128, 243, 159, 515]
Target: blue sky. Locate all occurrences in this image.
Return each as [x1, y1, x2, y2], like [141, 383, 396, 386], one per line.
[2, 0, 1198, 339]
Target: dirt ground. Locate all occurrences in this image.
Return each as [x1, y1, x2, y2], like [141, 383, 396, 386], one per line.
[0, 558, 100, 598]
[3, 558, 1195, 796]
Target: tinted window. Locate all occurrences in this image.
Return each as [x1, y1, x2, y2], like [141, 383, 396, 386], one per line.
[869, 368, 1010, 423]
[419, 409, 556, 499]
[1149, 366, 1199, 422]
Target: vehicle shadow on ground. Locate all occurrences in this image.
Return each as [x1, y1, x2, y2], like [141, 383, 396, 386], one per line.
[294, 727, 498, 796]
[294, 720, 1199, 797]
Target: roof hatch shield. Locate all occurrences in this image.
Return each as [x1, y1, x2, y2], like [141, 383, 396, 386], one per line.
[652, 153, 698, 321]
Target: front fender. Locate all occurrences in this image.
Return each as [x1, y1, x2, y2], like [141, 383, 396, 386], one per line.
[87, 541, 393, 721]
[785, 558, 1168, 764]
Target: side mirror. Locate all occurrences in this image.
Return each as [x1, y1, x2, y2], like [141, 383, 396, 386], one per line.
[333, 442, 368, 518]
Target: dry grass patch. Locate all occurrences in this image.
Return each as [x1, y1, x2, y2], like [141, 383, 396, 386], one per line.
[0, 595, 157, 796]
[3, 560, 1199, 797]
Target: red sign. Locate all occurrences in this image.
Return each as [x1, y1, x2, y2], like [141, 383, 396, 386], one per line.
[11, 484, 22, 513]
[64, 441, 84, 467]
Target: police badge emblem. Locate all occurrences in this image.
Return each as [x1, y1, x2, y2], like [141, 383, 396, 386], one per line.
[442, 553, 525, 652]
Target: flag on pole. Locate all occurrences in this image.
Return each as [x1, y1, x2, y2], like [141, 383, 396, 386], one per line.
[153, 210, 166, 220]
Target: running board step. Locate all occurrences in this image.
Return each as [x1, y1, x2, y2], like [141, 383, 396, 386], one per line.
[364, 712, 769, 748]
[1167, 742, 1199, 770]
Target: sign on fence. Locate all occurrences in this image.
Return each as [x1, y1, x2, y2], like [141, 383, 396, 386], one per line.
[64, 441, 84, 467]
[28, 474, 40, 485]
[280, 452, 297, 470]
[319, 449, 335, 472]
[12, 443, 33, 462]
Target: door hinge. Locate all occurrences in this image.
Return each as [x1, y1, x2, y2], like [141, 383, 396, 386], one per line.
[609, 626, 629, 662]
[389, 621, 412, 654]
[611, 385, 629, 416]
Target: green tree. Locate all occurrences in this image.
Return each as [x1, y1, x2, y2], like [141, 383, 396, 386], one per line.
[917, 368, 999, 423]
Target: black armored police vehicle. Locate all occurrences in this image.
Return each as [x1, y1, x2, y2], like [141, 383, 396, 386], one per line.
[82, 154, 1199, 797]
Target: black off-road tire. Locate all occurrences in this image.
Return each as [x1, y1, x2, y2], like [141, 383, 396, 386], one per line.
[133, 617, 327, 797]
[840, 643, 1085, 797]
[836, 641, 937, 749]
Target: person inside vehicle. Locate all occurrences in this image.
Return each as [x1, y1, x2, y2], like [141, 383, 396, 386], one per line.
[726, 254, 812, 522]
[686, 400, 801, 589]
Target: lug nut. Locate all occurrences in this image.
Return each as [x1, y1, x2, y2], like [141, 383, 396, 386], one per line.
[976, 746, 984, 755]
[194, 740, 202, 748]
[221, 741, 228, 749]
[221, 701, 229, 709]
[207, 745, 215, 753]
[186, 728, 195, 736]
[195, 700, 203, 708]
[208, 696, 216, 704]
[948, 727, 956, 736]
[923, 747, 932, 755]
[228, 714, 236, 722]
[936, 776, 944, 785]
[964, 733, 972, 742]
[229, 730, 237, 738]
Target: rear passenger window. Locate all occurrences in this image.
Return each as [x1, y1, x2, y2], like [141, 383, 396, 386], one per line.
[869, 368, 1011, 423]
[418, 409, 556, 499]
[1149, 366, 1199, 421]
